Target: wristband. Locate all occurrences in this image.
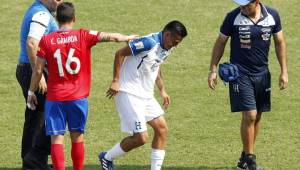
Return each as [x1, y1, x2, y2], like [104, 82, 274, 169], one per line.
[28, 90, 35, 96]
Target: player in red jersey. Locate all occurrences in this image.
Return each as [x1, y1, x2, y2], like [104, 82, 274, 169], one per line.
[26, 2, 136, 170]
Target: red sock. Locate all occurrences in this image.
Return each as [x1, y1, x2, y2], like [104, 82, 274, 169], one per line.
[71, 142, 84, 170]
[51, 144, 65, 170]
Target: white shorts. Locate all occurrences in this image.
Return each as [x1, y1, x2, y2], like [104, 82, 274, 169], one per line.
[115, 91, 164, 134]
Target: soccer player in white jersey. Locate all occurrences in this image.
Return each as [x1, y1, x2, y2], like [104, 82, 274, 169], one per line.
[99, 20, 187, 170]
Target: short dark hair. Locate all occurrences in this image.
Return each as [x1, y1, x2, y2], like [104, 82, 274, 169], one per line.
[162, 20, 188, 37]
[56, 2, 75, 24]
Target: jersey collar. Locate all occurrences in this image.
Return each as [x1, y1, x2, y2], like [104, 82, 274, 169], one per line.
[158, 32, 165, 50]
[158, 31, 172, 51]
[241, 3, 268, 25]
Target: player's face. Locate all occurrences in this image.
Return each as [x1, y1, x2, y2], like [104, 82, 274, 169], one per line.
[163, 32, 183, 50]
[47, 0, 63, 12]
[240, 0, 258, 16]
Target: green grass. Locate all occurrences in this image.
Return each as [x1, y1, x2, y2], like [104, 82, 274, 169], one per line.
[0, 0, 299, 169]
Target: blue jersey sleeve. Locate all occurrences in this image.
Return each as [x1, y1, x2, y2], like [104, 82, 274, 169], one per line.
[128, 37, 156, 56]
[268, 7, 282, 33]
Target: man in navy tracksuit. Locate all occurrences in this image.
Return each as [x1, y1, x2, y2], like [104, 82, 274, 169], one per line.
[208, 0, 288, 169]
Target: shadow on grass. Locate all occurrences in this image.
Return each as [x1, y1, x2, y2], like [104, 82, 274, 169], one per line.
[84, 165, 236, 170]
[0, 165, 235, 170]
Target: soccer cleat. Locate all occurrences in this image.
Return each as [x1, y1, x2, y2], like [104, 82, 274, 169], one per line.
[99, 152, 115, 170]
[237, 154, 263, 170]
[236, 151, 246, 169]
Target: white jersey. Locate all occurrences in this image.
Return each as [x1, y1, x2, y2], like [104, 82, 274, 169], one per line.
[119, 32, 172, 98]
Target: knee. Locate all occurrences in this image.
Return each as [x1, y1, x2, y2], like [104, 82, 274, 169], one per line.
[155, 124, 168, 137]
[242, 111, 257, 123]
[255, 112, 262, 123]
[134, 132, 149, 146]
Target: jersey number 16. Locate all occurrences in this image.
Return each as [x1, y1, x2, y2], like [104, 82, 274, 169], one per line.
[54, 48, 80, 77]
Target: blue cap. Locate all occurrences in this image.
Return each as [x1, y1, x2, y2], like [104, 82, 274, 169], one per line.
[233, 0, 253, 6]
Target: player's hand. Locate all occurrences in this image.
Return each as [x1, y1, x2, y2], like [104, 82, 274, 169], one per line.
[160, 90, 171, 109]
[279, 71, 288, 90]
[106, 80, 119, 99]
[27, 91, 38, 110]
[38, 75, 47, 94]
[208, 71, 218, 90]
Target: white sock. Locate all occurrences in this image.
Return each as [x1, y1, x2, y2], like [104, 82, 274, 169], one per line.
[105, 143, 126, 161]
[151, 149, 165, 170]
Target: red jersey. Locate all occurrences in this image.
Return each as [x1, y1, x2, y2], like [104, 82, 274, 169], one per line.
[37, 29, 100, 101]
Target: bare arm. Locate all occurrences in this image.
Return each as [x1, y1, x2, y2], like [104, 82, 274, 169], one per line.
[106, 45, 132, 98]
[208, 34, 229, 90]
[155, 68, 166, 92]
[99, 32, 137, 42]
[27, 58, 46, 110]
[26, 37, 47, 94]
[273, 31, 288, 90]
[29, 58, 46, 92]
[156, 68, 170, 109]
[26, 37, 40, 69]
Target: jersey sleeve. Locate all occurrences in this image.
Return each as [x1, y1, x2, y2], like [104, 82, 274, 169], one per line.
[28, 11, 50, 41]
[128, 37, 156, 56]
[37, 37, 47, 60]
[220, 12, 235, 37]
[81, 29, 100, 48]
[270, 9, 282, 33]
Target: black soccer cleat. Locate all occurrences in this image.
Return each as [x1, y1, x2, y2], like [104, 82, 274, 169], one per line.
[237, 153, 263, 170]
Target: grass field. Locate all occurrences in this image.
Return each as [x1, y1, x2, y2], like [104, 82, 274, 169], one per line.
[0, 0, 299, 169]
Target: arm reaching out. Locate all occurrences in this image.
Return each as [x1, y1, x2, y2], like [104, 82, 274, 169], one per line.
[99, 32, 138, 42]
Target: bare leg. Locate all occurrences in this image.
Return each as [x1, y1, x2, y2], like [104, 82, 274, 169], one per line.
[120, 131, 149, 152]
[148, 116, 168, 170]
[254, 112, 262, 142]
[148, 116, 168, 149]
[240, 110, 257, 154]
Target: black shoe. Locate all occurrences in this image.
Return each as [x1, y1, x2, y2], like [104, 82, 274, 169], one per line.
[23, 151, 50, 170]
[236, 151, 246, 168]
[22, 159, 35, 170]
[237, 154, 263, 170]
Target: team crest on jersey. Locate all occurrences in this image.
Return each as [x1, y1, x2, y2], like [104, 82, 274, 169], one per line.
[261, 27, 271, 41]
[134, 41, 144, 50]
[261, 32, 271, 41]
[150, 59, 161, 71]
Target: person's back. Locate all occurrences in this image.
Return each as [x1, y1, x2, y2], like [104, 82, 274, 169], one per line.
[38, 29, 99, 101]
[27, 2, 136, 170]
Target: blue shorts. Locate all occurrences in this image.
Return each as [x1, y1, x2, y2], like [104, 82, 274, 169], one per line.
[45, 98, 88, 136]
[229, 71, 271, 112]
